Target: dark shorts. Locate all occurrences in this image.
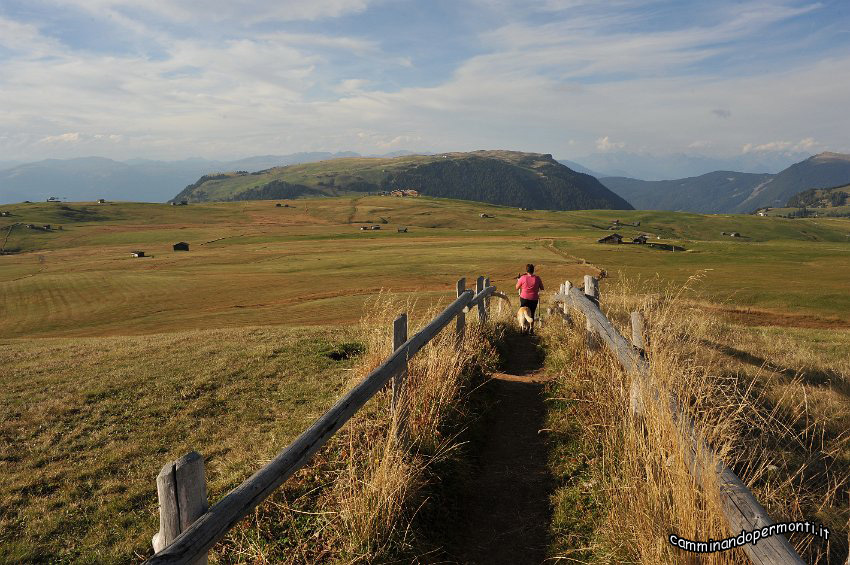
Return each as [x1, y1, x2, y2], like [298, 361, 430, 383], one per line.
[520, 298, 538, 317]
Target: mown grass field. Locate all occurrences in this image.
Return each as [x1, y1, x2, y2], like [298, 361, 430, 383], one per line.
[2, 195, 849, 563]
[3, 196, 850, 339]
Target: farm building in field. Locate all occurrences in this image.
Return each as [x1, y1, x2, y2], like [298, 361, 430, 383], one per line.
[597, 233, 623, 244]
[131, 250, 145, 257]
[479, 213, 493, 218]
[171, 200, 188, 206]
[633, 234, 649, 244]
[360, 226, 369, 231]
[370, 225, 381, 230]
[0, 211, 9, 216]
[97, 199, 106, 204]
[397, 227, 408, 233]
[275, 203, 282, 207]
[173, 242, 189, 251]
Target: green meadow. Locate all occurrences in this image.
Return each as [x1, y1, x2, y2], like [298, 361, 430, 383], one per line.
[1, 195, 849, 562]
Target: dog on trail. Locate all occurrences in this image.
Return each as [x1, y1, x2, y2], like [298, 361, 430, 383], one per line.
[517, 306, 535, 334]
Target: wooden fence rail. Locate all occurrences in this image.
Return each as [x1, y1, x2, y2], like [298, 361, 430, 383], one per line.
[555, 278, 805, 565]
[145, 278, 496, 565]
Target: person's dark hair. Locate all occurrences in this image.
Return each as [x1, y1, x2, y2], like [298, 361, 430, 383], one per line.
[526, 263, 534, 274]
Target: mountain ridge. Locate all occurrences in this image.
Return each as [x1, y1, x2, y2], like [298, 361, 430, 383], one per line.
[600, 152, 850, 213]
[172, 150, 634, 211]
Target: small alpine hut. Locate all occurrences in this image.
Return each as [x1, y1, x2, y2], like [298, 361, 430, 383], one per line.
[397, 226, 408, 233]
[633, 234, 649, 244]
[173, 241, 189, 251]
[597, 233, 623, 244]
[370, 225, 381, 230]
[131, 250, 146, 258]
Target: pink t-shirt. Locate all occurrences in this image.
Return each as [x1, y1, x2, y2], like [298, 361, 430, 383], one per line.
[516, 274, 544, 300]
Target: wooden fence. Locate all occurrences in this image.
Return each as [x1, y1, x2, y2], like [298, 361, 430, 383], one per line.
[145, 277, 495, 564]
[553, 275, 806, 565]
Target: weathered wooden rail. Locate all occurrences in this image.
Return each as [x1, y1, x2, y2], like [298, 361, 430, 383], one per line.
[145, 277, 496, 565]
[554, 276, 805, 565]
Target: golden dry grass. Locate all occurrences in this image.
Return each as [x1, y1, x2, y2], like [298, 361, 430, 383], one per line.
[542, 276, 848, 564]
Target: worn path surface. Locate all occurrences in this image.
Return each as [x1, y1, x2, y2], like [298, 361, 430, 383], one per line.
[447, 333, 554, 565]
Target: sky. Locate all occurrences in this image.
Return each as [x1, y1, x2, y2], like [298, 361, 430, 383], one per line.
[1, 0, 849, 163]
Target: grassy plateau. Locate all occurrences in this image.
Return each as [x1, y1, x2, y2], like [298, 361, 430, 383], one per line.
[1, 195, 848, 563]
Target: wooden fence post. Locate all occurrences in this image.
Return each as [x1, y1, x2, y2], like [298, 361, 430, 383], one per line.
[484, 276, 490, 317]
[630, 311, 646, 417]
[562, 280, 574, 326]
[391, 314, 408, 426]
[584, 275, 600, 350]
[456, 278, 465, 346]
[476, 276, 486, 324]
[152, 451, 208, 565]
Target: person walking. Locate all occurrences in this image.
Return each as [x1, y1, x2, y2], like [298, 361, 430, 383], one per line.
[516, 263, 544, 319]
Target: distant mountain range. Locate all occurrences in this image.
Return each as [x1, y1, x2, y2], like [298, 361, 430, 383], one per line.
[4, 149, 849, 214]
[573, 150, 812, 180]
[0, 151, 410, 204]
[173, 150, 633, 211]
[600, 152, 850, 213]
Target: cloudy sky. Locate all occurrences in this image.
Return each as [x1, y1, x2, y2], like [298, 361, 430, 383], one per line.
[1, 0, 849, 162]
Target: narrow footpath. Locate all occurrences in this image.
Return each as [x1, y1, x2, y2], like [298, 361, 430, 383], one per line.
[448, 333, 554, 564]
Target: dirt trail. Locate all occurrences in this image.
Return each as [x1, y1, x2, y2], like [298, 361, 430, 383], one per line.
[447, 334, 554, 564]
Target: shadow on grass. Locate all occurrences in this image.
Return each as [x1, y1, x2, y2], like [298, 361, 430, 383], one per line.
[699, 339, 850, 398]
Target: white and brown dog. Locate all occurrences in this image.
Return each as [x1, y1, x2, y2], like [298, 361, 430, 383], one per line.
[516, 306, 535, 334]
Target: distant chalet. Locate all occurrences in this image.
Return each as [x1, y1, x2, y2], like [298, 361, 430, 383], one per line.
[597, 233, 623, 244]
[171, 200, 188, 206]
[173, 242, 189, 251]
[131, 250, 146, 257]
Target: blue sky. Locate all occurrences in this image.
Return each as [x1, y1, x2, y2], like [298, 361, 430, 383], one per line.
[0, 0, 848, 162]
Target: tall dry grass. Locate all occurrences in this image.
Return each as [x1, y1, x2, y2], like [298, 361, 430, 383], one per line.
[543, 275, 847, 563]
[327, 291, 502, 561]
[213, 293, 503, 564]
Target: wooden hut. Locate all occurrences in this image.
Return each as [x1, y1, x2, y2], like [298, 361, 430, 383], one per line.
[633, 234, 649, 244]
[597, 233, 623, 244]
[173, 242, 189, 251]
[131, 250, 146, 257]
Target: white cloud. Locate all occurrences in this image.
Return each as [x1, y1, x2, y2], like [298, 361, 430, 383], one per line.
[45, 0, 374, 23]
[742, 138, 822, 154]
[596, 136, 625, 151]
[40, 132, 81, 143]
[688, 140, 714, 149]
[0, 1, 847, 161]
